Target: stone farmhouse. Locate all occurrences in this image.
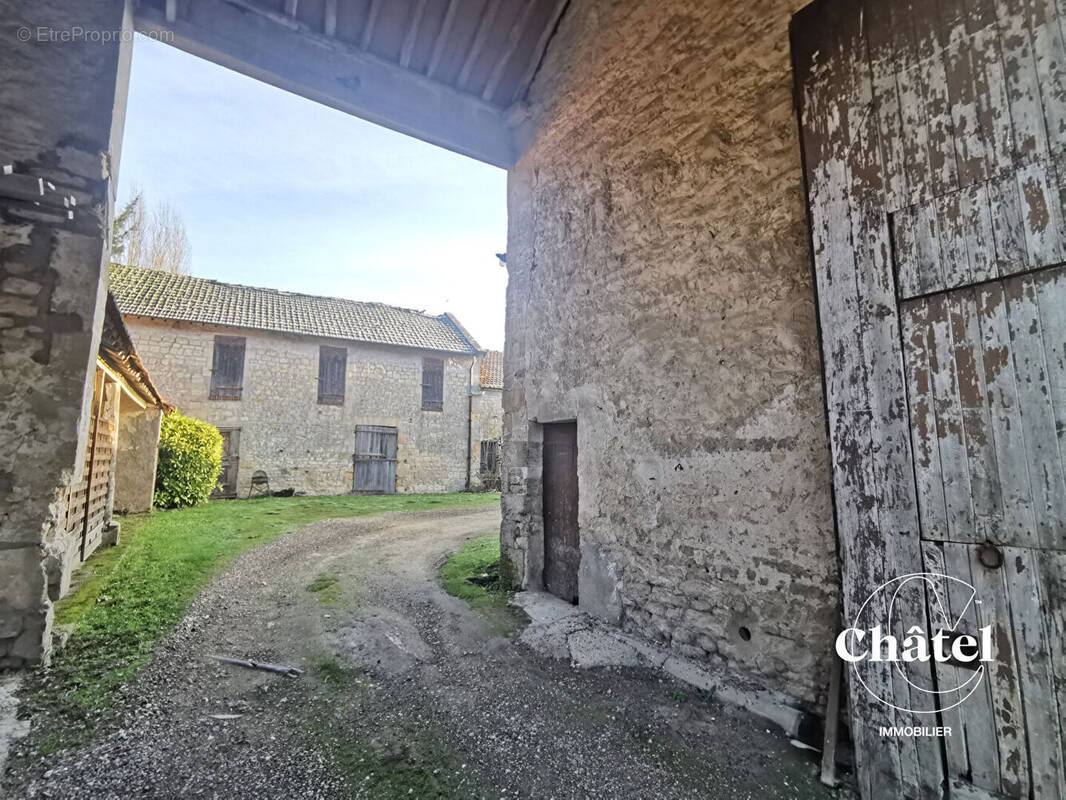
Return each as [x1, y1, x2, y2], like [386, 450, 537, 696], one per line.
[110, 264, 504, 498]
[5, 0, 1066, 796]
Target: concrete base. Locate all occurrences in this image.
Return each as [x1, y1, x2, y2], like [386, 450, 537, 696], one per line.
[102, 522, 120, 547]
[512, 591, 813, 742]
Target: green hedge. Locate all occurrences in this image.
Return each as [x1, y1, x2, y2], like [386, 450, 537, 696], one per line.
[154, 412, 223, 509]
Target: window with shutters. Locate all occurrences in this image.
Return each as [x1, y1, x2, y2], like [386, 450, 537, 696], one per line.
[317, 345, 347, 405]
[209, 336, 245, 400]
[421, 357, 444, 411]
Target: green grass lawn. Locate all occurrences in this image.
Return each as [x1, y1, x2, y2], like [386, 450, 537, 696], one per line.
[22, 492, 499, 753]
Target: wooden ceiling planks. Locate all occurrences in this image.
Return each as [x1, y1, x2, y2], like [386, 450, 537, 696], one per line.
[134, 0, 569, 165]
[147, 0, 566, 107]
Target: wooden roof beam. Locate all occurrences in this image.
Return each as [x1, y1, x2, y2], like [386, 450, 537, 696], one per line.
[457, 0, 501, 88]
[400, 0, 429, 68]
[511, 0, 568, 103]
[360, 0, 381, 50]
[426, 0, 459, 78]
[482, 0, 538, 102]
[323, 0, 336, 36]
[134, 0, 516, 167]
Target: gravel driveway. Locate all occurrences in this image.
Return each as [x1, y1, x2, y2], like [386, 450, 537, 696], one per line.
[5, 506, 832, 799]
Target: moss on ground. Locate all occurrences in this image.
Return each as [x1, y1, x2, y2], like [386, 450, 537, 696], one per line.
[308, 653, 465, 798]
[20, 492, 499, 754]
[440, 532, 522, 635]
[307, 572, 342, 605]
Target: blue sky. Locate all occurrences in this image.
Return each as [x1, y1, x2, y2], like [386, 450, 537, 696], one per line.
[117, 34, 508, 349]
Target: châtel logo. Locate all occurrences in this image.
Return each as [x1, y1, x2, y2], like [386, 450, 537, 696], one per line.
[835, 572, 994, 715]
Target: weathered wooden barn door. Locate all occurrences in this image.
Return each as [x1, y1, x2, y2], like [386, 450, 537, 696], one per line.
[212, 428, 240, 499]
[542, 422, 579, 602]
[793, 0, 1066, 797]
[353, 425, 397, 494]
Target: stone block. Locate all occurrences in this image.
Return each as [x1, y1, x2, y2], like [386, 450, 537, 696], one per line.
[0, 296, 37, 317]
[1, 278, 41, 297]
[0, 546, 47, 611]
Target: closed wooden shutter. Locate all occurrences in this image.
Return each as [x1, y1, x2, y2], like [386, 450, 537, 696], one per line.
[210, 336, 245, 400]
[421, 357, 443, 410]
[318, 345, 347, 405]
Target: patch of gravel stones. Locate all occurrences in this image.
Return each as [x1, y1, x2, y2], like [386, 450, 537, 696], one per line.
[5, 508, 835, 799]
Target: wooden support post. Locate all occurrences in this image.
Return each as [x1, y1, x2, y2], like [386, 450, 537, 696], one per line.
[820, 655, 842, 787]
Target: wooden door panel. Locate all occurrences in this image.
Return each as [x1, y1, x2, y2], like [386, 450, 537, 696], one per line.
[353, 425, 397, 494]
[891, 160, 1066, 299]
[353, 459, 396, 493]
[542, 422, 578, 603]
[213, 429, 240, 498]
[794, 0, 1066, 795]
[902, 270, 1066, 550]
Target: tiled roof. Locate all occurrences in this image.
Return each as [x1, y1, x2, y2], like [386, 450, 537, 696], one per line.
[100, 293, 169, 409]
[109, 264, 480, 355]
[479, 350, 503, 389]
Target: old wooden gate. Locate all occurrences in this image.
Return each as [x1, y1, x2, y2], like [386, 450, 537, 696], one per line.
[793, 0, 1066, 796]
[543, 422, 579, 602]
[353, 425, 397, 494]
[213, 428, 240, 499]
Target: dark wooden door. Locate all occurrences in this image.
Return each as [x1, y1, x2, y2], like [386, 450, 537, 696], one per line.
[353, 425, 397, 494]
[543, 422, 579, 602]
[213, 428, 240, 499]
[793, 0, 1066, 796]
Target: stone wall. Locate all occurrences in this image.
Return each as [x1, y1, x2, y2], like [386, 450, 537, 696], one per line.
[469, 386, 504, 490]
[113, 395, 162, 514]
[502, 0, 837, 709]
[0, 0, 132, 667]
[125, 317, 476, 496]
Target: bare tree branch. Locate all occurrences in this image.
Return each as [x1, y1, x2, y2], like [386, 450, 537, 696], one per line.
[111, 190, 191, 275]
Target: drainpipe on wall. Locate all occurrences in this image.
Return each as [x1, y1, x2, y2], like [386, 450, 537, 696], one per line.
[466, 359, 476, 490]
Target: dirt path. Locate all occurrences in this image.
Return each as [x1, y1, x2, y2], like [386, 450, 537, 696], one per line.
[9, 507, 832, 799]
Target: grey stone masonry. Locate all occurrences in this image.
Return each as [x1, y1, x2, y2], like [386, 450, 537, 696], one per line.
[469, 386, 504, 490]
[501, 0, 838, 712]
[113, 396, 162, 514]
[0, 0, 134, 668]
[125, 317, 478, 496]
